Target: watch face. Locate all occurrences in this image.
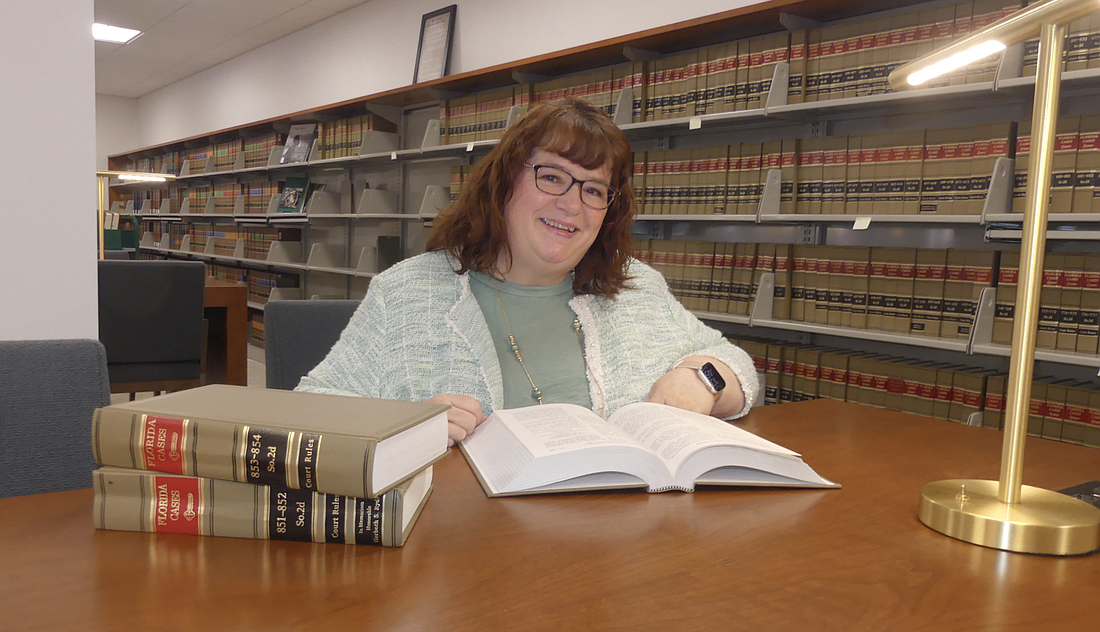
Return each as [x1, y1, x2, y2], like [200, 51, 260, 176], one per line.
[700, 362, 726, 392]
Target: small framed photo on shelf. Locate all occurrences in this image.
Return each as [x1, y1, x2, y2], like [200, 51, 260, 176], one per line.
[412, 5, 457, 84]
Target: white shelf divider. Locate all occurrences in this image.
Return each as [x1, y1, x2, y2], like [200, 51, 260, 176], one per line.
[967, 286, 997, 354]
[612, 87, 635, 127]
[306, 190, 342, 216]
[755, 169, 784, 220]
[305, 243, 347, 269]
[421, 120, 442, 150]
[749, 272, 776, 323]
[762, 62, 790, 111]
[419, 185, 451, 220]
[356, 188, 399, 215]
[268, 287, 303, 302]
[979, 156, 1015, 221]
[354, 245, 380, 275]
[358, 131, 401, 156]
[266, 241, 303, 265]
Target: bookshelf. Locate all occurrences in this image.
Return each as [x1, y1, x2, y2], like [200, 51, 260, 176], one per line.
[108, 0, 1099, 435]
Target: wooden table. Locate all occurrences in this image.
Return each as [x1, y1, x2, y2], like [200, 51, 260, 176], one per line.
[2, 400, 1097, 631]
[203, 278, 248, 387]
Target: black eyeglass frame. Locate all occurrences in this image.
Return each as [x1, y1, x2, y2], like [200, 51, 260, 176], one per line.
[523, 163, 618, 210]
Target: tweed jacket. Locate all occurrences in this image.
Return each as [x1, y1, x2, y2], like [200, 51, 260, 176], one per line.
[296, 251, 759, 419]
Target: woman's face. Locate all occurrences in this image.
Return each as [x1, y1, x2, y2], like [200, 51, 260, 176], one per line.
[497, 147, 611, 286]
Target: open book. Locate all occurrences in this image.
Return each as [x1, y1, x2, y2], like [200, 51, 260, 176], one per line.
[459, 402, 838, 496]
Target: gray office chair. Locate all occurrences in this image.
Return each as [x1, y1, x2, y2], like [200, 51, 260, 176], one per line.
[98, 260, 206, 396]
[0, 339, 110, 497]
[264, 299, 360, 390]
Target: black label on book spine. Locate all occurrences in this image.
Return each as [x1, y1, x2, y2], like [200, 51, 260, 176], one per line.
[325, 494, 348, 543]
[271, 488, 315, 542]
[296, 433, 322, 491]
[245, 427, 290, 487]
[354, 497, 384, 545]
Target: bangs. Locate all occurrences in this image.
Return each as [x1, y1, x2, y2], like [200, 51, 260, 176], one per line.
[535, 114, 620, 173]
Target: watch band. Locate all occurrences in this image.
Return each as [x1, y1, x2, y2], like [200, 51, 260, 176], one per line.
[672, 360, 725, 398]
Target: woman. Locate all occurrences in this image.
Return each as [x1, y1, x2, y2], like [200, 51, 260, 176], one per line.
[296, 97, 759, 446]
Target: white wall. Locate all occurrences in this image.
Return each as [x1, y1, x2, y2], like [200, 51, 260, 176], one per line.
[96, 95, 142, 170]
[129, 0, 771, 150]
[2, 0, 97, 341]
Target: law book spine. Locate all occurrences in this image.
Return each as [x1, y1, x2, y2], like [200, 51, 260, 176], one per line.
[92, 408, 379, 499]
[92, 467, 427, 547]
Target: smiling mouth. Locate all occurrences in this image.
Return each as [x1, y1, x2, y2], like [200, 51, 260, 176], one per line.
[541, 218, 577, 233]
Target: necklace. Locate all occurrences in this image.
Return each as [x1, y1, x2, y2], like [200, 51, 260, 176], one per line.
[493, 278, 606, 415]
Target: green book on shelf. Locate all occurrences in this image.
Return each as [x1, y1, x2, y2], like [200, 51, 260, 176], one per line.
[277, 176, 310, 213]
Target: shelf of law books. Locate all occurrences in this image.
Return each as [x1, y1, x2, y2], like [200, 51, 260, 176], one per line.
[732, 336, 1100, 448]
[108, 0, 1100, 367]
[646, 239, 1100, 369]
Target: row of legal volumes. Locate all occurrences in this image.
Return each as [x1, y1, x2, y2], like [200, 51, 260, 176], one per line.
[636, 240, 1100, 354]
[734, 338, 1100, 448]
[439, 0, 1036, 146]
[632, 123, 1014, 217]
[92, 385, 450, 547]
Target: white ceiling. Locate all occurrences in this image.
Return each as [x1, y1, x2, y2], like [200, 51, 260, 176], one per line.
[94, 0, 371, 98]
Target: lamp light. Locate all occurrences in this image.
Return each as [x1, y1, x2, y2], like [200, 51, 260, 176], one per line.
[889, 0, 1100, 91]
[890, 0, 1100, 556]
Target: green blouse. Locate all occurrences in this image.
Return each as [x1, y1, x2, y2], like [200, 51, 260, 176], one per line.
[469, 271, 592, 410]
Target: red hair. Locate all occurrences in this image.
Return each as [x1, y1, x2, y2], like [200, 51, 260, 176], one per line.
[426, 97, 637, 298]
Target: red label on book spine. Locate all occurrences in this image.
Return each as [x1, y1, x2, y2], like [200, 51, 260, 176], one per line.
[140, 415, 187, 474]
[152, 476, 201, 535]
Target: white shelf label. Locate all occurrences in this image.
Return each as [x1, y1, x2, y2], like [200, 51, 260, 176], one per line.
[466, 143, 475, 152]
[689, 117, 702, 130]
[853, 217, 872, 230]
[391, 151, 398, 160]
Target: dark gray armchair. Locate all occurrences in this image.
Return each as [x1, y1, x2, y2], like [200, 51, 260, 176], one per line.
[264, 299, 360, 390]
[98, 260, 206, 396]
[0, 339, 110, 497]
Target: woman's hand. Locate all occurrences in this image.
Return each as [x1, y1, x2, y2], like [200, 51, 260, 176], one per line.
[427, 394, 488, 447]
[645, 357, 744, 418]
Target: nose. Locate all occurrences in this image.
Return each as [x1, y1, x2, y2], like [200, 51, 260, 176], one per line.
[556, 181, 585, 213]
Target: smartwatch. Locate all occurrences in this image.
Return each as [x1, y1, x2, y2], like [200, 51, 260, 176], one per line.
[673, 360, 726, 398]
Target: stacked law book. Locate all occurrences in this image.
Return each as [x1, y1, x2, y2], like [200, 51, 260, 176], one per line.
[733, 337, 1100, 448]
[91, 385, 450, 547]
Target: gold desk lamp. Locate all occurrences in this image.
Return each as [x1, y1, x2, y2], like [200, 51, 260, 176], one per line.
[96, 170, 177, 260]
[888, 0, 1100, 556]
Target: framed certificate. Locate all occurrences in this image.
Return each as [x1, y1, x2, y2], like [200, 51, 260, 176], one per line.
[413, 5, 457, 84]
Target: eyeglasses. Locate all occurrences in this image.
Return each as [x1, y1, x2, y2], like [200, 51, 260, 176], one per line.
[524, 163, 617, 210]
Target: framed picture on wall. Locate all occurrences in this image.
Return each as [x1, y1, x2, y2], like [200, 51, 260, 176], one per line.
[412, 5, 457, 84]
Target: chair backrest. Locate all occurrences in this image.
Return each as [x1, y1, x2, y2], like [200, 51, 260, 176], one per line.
[98, 260, 206, 383]
[265, 299, 360, 390]
[0, 339, 110, 497]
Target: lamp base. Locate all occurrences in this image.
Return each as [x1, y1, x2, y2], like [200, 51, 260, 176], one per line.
[919, 479, 1100, 556]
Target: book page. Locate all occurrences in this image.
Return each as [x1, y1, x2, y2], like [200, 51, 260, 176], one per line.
[492, 404, 642, 459]
[608, 402, 797, 473]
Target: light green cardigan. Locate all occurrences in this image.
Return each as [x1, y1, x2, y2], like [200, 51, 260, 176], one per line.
[296, 251, 759, 419]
